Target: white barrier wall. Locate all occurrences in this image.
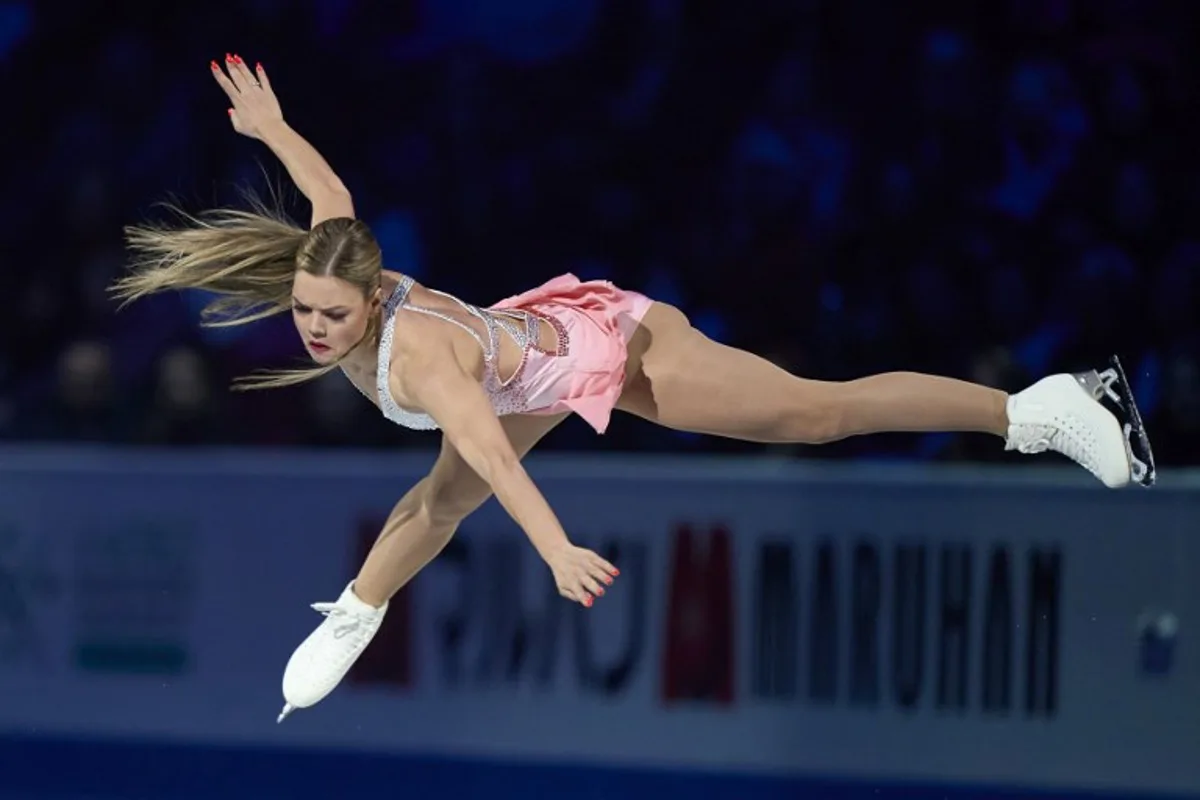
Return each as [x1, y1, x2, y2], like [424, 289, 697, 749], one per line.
[0, 447, 1196, 797]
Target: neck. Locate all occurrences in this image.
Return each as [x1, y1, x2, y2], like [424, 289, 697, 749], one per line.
[340, 278, 396, 376]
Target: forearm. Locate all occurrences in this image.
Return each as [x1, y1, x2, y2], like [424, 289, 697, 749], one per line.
[482, 457, 571, 560]
[257, 119, 350, 204]
[353, 478, 456, 607]
[401, 343, 570, 562]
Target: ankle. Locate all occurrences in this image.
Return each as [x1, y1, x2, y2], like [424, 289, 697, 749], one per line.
[350, 580, 388, 610]
[992, 390, 1011, 437]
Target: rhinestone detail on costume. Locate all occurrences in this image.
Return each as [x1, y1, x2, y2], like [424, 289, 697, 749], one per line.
[342, 276, 569, 431]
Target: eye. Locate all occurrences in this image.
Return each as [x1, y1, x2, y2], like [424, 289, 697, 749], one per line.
[326, 312, 347, 322]
[292, 303, 311, 315]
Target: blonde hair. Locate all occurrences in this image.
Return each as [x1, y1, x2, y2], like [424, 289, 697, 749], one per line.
[112, 195, 383, 391]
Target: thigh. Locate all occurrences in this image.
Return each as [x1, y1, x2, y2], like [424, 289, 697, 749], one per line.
[617, 303, 839, 443]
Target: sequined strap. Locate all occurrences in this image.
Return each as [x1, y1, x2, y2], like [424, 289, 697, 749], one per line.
[490, 311, 530, 350]
[373, 276, 416, 417]
[352, 275, 556, 432]
[405, 301, 493, 360]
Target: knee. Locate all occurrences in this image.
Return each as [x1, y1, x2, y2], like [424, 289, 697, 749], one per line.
[423, 477, 489, 530]
[779, 384, 848, 445]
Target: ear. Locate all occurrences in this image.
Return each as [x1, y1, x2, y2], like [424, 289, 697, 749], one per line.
[370, 285, 384, 308]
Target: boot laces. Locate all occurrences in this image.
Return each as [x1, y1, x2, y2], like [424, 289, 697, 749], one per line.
[1009, 418, 1101, 478]
[312, 602, 368, 640]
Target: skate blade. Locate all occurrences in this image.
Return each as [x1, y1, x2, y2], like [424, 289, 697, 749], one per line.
[1075, 355, 1156, 488]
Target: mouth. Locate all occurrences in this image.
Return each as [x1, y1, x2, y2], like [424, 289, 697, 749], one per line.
[307, 341, 332, 356]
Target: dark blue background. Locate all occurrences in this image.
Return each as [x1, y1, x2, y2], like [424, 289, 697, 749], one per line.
[2, 735, 1192, 800]
[2, 0, 1195, 462]
[0, 3, 1197, 799]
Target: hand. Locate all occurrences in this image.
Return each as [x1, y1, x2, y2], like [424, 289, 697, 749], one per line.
[545, 544, 619, 607]
[210, 53, 283, 141]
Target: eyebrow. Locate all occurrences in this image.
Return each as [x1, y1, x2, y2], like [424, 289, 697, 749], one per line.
[292, 297, 350, 313]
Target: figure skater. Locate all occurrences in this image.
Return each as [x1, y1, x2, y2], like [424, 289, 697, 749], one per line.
[112, 56, 1155, 723]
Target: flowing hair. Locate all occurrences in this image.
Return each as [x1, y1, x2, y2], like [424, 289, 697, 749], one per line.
[112, 193, 383, 391]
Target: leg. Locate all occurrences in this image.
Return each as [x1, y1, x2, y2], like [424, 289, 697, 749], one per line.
[353, 412, 568, 606]
[278, 412, 569, 722]
[618, 303, 1009, 443]
[618, 304, 1144, 487]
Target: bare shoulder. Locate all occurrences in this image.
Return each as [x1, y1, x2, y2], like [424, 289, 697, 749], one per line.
[387, 311, 484, 404]
[386, 313, 445, 405]
[389, 310, 472, 367]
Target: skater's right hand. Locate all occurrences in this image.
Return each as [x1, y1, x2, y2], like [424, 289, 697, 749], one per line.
[210, 53, 284, 141]
[545, 544, 619, 607]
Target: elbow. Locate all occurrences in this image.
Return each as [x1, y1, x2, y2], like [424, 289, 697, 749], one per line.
[310, 187, 356, 226]
[486, 446, 522, 481]
[324, 180, 352, 202]
[416, 464, 498, 532]
[482, 446, 522, 489]
[458, 437, 521, 489]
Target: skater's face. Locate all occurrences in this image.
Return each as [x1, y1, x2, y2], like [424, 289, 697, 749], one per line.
[291, 271, 380, 363]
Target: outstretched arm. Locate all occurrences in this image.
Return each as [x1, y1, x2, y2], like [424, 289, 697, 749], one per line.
[393, 325, 618, 605]
[210, 54, 353, 227]
[352, 414, 566, 607]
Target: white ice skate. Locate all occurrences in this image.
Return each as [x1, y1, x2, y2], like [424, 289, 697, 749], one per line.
[276, 581, 387, 723]
[1005, 355, 1156, 488]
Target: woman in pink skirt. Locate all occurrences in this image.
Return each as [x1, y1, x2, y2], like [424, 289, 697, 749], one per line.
[114, 56, 1154, 721]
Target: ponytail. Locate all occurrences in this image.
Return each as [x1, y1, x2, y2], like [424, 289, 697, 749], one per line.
[113, 196, 369, 392]
[113, 195, 306, 328]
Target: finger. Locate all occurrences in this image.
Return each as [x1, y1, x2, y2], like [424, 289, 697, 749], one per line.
[210, 59, 241, 103]
[589, 553, 619, 581]
[588, 561, 614, 590]
[254, 60, 272, 93]
[580, 572, 605, 599]
[231, 54, 259, 89]
[224, 53, 251, 92]
[561, 587, 589, 607]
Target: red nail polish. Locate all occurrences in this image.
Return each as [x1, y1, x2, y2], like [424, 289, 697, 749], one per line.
[225, 53, 232, 61]
[210, 60, 219, 70]
[227, 109, 233, 116]
[256, 62, 263, 71]
[583, 596, 593, 607]
[612, 568, 620, 577]
[596, 588, 605, 597]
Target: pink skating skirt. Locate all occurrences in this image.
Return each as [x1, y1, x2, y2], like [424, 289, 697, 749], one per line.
[489, 273, 654, 434]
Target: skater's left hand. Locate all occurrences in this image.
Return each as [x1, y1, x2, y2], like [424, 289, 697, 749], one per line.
[210, 53, 284, 141]
[545, 544, 619, 607]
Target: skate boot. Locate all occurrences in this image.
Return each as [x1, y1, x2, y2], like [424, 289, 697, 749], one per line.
[276, 581, 387, 723]
[1005, 355, 1155, 488]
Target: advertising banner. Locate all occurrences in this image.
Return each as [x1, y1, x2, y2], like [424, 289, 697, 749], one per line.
[0, 448, 1196, 799]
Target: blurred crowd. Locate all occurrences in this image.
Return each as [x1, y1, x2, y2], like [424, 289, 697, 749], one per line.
[1, 0, 1198, 464]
